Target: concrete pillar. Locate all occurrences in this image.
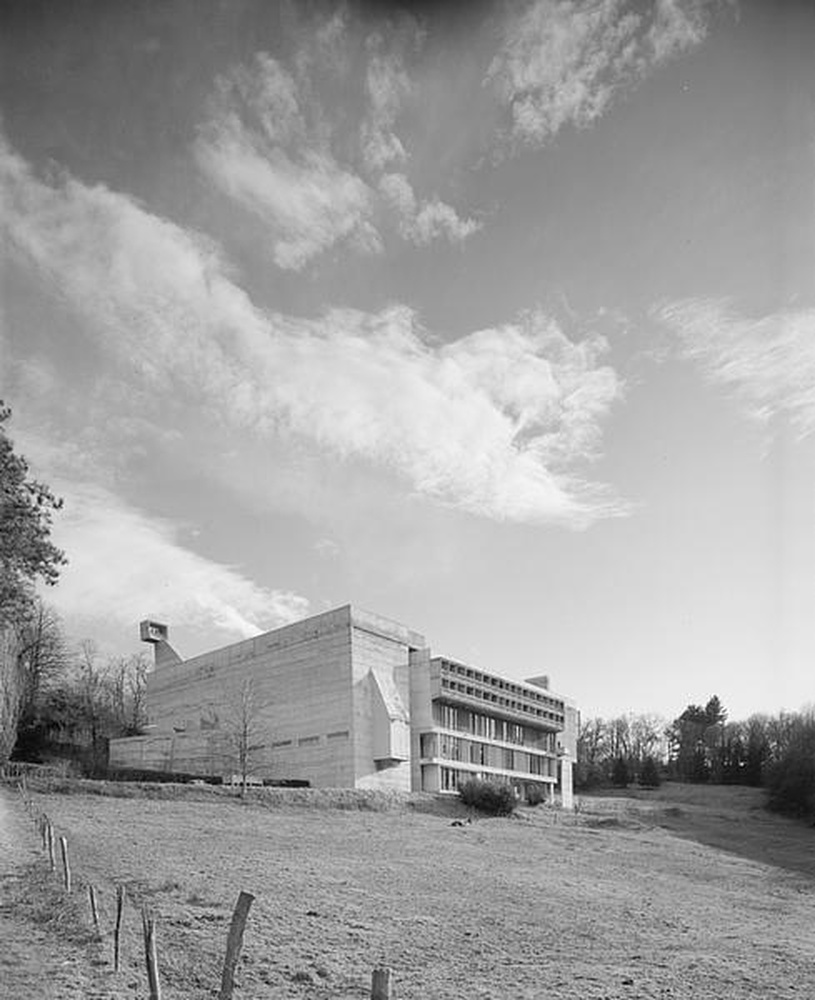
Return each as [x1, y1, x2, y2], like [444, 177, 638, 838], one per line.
[560, 754, 574, 811]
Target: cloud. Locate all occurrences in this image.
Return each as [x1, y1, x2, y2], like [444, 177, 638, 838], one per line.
[44, 479, 309, 638]
[379, 172, 481, 246]
[360, 39, 412, 173]
[195, 20, 478, 264]
[257, 306, 627, 525]
[1, 132, 626, 527]
[654, 298, 815, 438]
[195, 54, 379, 270]
[487, 0, 713, 149]
[4, 424, 309, 640]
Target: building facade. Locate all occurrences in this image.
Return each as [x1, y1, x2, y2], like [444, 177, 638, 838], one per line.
[110, 605, 577, 801]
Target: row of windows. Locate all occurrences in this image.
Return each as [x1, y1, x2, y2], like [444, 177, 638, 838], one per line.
[439, 659, 564, 711]
[420, 733, 556, 777]
[439, 675, 564, 723]
[432, 704, 558, 750]
[436, 767, 552, 793]
[271, 730, 349, 749]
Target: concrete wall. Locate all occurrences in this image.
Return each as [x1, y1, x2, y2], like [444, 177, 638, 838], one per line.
[408, 647, 434, 792]
[113, 607, 356, 786]
[560, 700, 579, 760]
[349, 609, 425, 792]
[112, 605, 430, 792]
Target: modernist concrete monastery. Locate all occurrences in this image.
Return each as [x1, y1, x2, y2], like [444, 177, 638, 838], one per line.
[110, 605, 577, 800]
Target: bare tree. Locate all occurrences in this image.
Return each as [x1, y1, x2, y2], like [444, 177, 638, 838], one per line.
[222, 678, 269, 796]
[75, 639, 109, 768]
[578, 716, 609, 766]
[17, 600, 69, 719]
[127, 654, 148, 734]
[629, 713, 667, 767]
[107, 653, 149, 736]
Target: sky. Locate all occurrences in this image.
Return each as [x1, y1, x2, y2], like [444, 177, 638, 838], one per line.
[1, 0, 813, 722]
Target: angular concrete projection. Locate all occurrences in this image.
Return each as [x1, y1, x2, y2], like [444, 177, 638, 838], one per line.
[370, 667, 410, 765]
[139, 619, 182, 667]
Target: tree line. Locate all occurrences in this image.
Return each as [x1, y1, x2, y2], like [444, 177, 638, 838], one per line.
[1, 402, 148, 773]
[577, 695, 815, 818]
[6, 596, 149, 774]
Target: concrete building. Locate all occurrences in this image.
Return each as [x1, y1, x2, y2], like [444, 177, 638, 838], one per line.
[110, 605, 577, 801]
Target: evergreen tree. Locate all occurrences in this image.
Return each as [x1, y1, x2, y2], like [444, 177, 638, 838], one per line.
[0, 403, 66, 624]
[611, 756, 630, 788]
[639, 756, 661, 787]
[0, 403, 66, 763]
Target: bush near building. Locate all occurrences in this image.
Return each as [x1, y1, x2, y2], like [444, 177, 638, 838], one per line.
[525, 784, 546, 807]
[458, 778, 516, 816]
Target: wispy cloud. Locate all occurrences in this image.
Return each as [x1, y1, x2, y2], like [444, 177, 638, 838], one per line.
[195, 54, 380, 270]
[47, 479, 309, 638]
[379, 172, 481, 246]
[360, 36, 412, 173]
[1, 132, 626, 527]
[654, 298, 815, 438]
[5, 424, 308, 640]
[487, 0, 714, 149]
[195, 19, 478, 266]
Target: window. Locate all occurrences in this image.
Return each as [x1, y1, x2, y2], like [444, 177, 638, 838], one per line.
[508, 724, 524, 745]
[440, 767, 460, 792]
[433, 703, 458, 729]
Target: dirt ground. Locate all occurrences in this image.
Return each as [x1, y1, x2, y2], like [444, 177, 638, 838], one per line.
[1, 782, 813, 999]
[0, 789, 122, 999]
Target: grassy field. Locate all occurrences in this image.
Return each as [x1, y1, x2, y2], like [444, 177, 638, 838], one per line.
[4, 782, 815, 999]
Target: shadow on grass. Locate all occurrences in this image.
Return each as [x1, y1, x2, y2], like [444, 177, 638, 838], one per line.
[657, 807, 815, 880]
[582, 784, 815, 880]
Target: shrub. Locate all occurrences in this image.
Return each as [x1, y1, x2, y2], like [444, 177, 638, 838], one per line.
[574, 760, 608, 791]
[639, 757, 661, 788]
[525, 784, 546, 807]
[458, 778, 516, 816]
[766, 749, 815, 820]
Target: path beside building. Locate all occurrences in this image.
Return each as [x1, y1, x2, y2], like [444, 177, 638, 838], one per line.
[0, 786, 107, 999]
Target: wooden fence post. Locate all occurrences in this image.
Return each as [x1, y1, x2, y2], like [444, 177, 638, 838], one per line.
[371, 967, 393, 999]
[88, 885, 100, 934]
[218, 890, 255, 1000]
[114, 885, 126, 972]
[142, 908, 162, 1000]
[46, 823, 55, 871]
[59, 836, 71, 892]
